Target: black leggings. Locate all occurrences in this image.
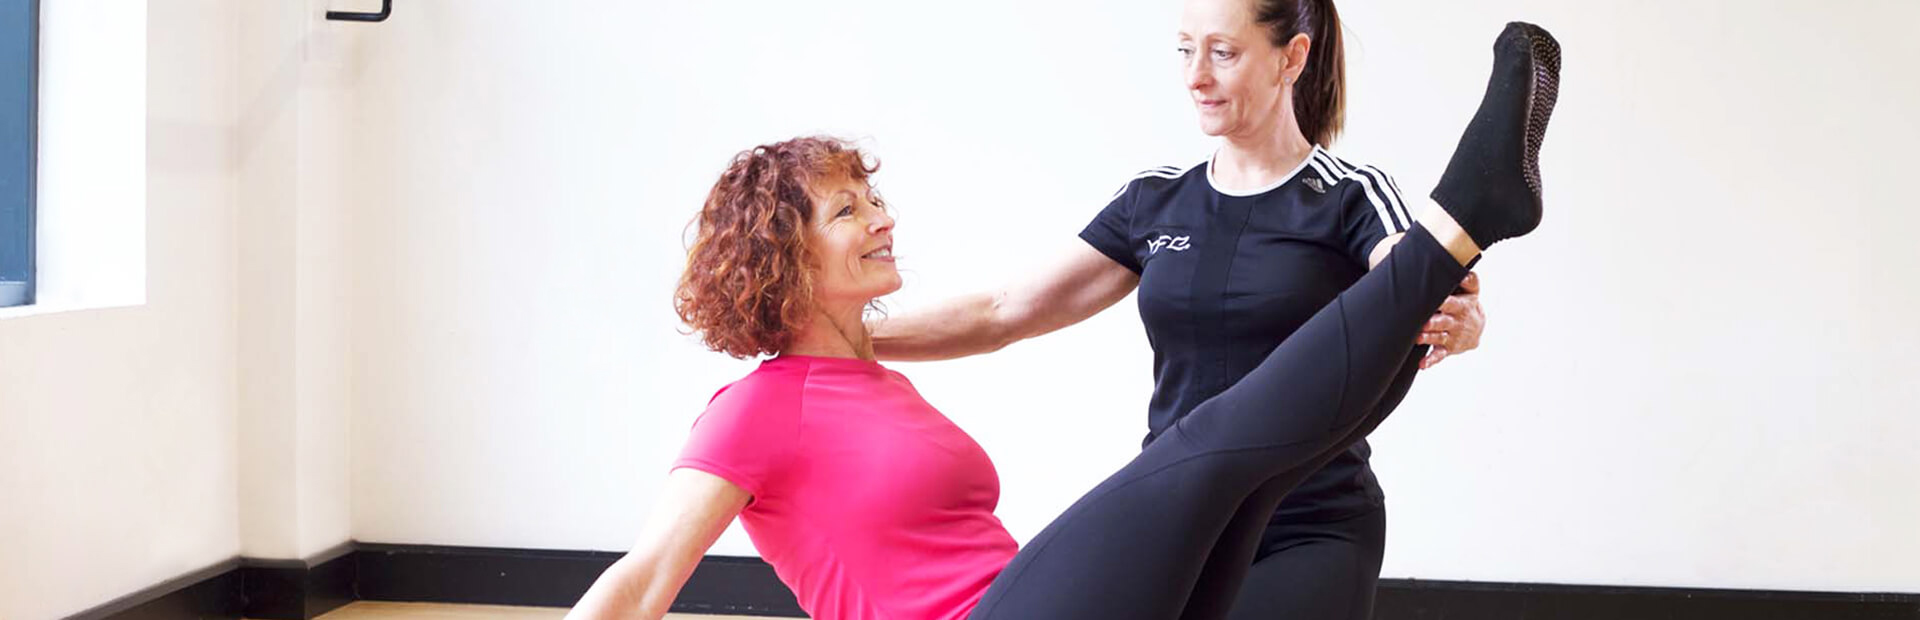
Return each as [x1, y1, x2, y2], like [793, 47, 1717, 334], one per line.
[970, 224, 1469, 620]
[1215, 346, 1424, 620]
[1230, 506, 1388, 620]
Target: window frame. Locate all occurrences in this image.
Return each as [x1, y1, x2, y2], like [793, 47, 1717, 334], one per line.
[0, 0, 35, 308]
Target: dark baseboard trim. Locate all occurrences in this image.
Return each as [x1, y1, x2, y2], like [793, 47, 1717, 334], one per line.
[239, 542, 359, 620]
[67, 558, 242, 620]
[69, 543, 355, 620]
[665, 555, 804, 617]
[352, 543, 622, 608]
[353, 543, 802, 617]
[72, 542, 1920, 620]
[1375, 578, 1920, 620]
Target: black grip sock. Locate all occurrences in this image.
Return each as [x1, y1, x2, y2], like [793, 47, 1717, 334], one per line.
[1430, 21, 1563, 249]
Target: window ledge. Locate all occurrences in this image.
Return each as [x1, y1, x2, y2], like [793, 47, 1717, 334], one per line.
[0, 296, 142, 321]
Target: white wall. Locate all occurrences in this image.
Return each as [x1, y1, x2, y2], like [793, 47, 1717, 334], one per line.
[333, 0, 1911, 596]
[1334, 1, 1920, 592]
[0, 2, 240, 619]
[1, 0, 368, 615]
[233, 0, 356, 561]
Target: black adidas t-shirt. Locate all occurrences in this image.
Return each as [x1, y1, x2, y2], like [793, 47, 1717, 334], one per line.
[1081, 146, 1416, 521]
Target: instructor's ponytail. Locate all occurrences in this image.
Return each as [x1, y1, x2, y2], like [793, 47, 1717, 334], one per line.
[1255, 0, 1345, 146]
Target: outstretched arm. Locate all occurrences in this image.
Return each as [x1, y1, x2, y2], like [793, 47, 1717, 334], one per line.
[871, 241, 1139, 361]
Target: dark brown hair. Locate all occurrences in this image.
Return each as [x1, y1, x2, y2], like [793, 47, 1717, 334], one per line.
[674, 136, 881, 359]
[1255, 0, 1345, 146]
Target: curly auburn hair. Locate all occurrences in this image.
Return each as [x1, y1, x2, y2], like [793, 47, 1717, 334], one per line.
[674, 136, 883, 359]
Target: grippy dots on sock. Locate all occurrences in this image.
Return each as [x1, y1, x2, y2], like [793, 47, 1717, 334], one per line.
[1431, 22, 1562, 249]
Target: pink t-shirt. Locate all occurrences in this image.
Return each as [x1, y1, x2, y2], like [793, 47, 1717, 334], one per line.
[673, 355, 1019, 620]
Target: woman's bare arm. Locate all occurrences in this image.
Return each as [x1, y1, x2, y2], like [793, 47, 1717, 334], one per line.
[871, 241, 1139, 361]
[566, 469, 751, 620]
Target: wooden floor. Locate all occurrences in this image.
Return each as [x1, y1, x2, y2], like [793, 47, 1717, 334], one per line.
[311, 601, 780, 620]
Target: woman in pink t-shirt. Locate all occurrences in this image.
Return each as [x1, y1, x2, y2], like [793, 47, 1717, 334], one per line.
[568, 22, 1559, 620]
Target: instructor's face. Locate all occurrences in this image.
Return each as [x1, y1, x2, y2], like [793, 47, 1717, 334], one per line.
[1178, 0, 1288, 139]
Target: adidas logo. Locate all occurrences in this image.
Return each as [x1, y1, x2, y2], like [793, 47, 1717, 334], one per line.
[1302, 177, 1326, 194]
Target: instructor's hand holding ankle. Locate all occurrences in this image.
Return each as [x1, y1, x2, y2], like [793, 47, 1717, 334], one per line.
[1418, 272, 1483, 369]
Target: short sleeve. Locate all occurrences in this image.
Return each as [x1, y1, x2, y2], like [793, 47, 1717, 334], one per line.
[1078, 179, 1141, 273]
[671, 376, 802, 504]
[1339, 165, 1414, 267]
